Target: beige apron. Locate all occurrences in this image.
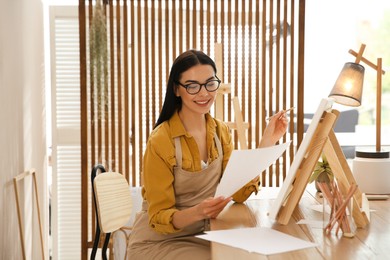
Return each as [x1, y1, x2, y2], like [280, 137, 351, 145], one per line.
[127, 134, 223, 260]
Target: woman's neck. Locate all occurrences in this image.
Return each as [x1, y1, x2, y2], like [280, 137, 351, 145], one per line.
[178, 110, 207, 133]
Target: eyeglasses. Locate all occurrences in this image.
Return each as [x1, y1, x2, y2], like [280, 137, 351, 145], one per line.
[176, 76, 221, 95]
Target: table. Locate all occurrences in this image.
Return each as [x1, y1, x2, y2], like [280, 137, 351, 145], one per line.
[210, 187, 390, 259]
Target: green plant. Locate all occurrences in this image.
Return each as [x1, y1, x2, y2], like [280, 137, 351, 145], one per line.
[309, 154, 334, 191]
[89, 0, 108, 119]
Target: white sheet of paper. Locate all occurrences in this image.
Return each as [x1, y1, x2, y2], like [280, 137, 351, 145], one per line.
[297, 219, 324, 229]
[215, 142, 290, 198]
[196, 227, 317, 255]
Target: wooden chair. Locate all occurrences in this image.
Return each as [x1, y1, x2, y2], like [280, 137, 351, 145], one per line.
[90, 165, 132, 260]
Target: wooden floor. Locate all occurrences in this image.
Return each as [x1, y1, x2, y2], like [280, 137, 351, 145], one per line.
[210, 186, 390, 259]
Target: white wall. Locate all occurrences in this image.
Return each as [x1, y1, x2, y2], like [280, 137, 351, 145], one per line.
[305, 0, 390, 113]
[0, 0, 48, 259]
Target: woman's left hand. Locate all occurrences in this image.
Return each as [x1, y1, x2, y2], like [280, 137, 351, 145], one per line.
[259, 110, 289, 147]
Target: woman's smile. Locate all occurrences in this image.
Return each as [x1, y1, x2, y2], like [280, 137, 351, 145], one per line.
[194, 99, 211, 106]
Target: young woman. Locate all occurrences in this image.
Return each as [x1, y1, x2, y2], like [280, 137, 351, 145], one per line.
[127, 50, 288, 260]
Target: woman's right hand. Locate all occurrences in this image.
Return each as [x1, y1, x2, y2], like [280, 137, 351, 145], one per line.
[172, 196, 232, 229]
[196, 196, 232, 219]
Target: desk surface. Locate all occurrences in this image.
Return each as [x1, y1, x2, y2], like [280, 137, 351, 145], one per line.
[210, 187, 390, 259]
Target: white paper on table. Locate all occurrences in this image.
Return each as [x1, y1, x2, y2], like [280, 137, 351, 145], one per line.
[297, 219, 324, 229]
[215, 142, 290, 198]
[196, 227, 317, 255]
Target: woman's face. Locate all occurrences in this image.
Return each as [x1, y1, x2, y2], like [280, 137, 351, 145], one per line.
[175, 64, 218, 116]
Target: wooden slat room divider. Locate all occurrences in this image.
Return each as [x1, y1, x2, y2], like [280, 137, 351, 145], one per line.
[79, 0, 130, 257]
[127, 0, 305, 187]
[79, 0, 305, 258]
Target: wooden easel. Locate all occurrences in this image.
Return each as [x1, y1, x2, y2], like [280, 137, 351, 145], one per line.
[13, 169, 45, 260]
[275, 109, 370, 228]
[214, 43, 249, 149]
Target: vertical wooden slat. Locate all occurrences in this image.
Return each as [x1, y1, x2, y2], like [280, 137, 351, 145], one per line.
[206, 0, 211, 54]
[186, 0, 190, 49]
[220, 0, 225, 78]
[275, 0, 281, 186]
[145, 0, 150, 147]
[192, 0, 197, 48]
[151, 0, 157, 133]
[137, 0, 143, 184]
[233, 0, 238, 148]
[279, 0, 285, 185]
[172, 0, 177, 58]
[226, 1, 232, 123]
[297, 0, 305, 147]
[104, 3, 109, 170]
[216, 0, 225, 120]
[79, 1, 88, 258]
[290, 0, 296, 152]
[179, 0, 184, 53]
[165, 1, 170, 84]
[247, 0, 253, 149]
[130, 0, 137, 184]
[116, 0, 123, 174]
[283, 0, 293, 170]
[199, 0, 204, 50]
[158, 0, 163, 110]
[255, 0, 260, 148]
[109, 0, 116, 171]
[261, 0, 267, 186]
[213, 0, 218, 45]
[241, 0, 247, 149]
[240, 0, 245, 126]
[123, 0, 130, 181]
[90, 0, 96, 251]
[268, 0, 274, 187]
[89, 0, 96, 174]
[97, 0, 103, 166]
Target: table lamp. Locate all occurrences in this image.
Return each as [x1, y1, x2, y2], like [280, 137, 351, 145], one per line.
[329, 44, 390, 194]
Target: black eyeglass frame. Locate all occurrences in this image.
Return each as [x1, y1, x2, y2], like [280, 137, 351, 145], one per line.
[175, 76, 221, 95]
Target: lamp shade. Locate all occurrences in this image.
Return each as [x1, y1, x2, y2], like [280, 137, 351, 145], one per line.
[328, 62, 365, 107]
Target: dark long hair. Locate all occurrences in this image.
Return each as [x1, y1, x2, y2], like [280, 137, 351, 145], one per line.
[154, 49, 217, 128]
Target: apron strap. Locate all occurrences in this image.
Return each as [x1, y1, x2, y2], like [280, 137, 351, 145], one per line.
[214, 133, 223, 158]
[174, 137, 183, 167]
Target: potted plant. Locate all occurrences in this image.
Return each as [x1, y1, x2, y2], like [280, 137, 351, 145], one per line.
[309, 154, 334, 192]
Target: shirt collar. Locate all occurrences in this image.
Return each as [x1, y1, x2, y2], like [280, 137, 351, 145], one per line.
[169, 111, 217, 138]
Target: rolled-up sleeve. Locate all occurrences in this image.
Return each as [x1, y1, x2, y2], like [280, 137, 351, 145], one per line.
[232, 176, 261, 203]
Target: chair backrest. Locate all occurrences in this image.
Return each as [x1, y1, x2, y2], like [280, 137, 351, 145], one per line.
[93, 172, 132, 233]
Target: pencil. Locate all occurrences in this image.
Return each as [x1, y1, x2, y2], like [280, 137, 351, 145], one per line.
[266, 107, 295, 121]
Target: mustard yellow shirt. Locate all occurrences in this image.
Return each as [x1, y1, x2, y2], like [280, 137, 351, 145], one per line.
[142, 112, 260, 234]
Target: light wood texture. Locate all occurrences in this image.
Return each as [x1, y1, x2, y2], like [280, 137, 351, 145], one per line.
[273, 110, 369, 228]
[232, 97, 249, 150]
[93, 172, 132, 233]
[214, 43, 249, 150]
[13, 170, 45, 260]
[211, 187, 390, 259]
[276, 111, 337, 225]
[348, 44, 386, 153]
[214, 43, 227, 120]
